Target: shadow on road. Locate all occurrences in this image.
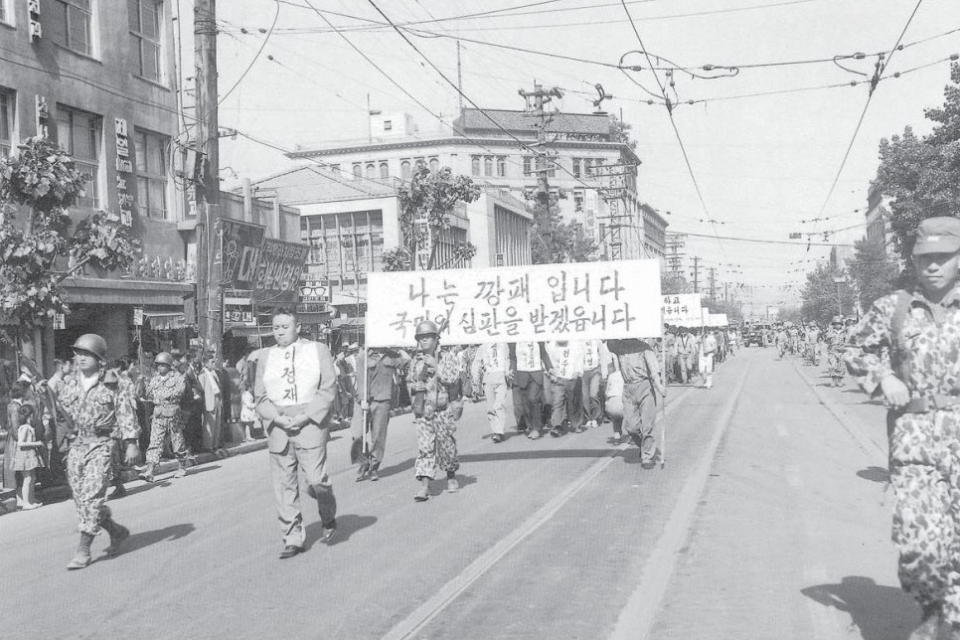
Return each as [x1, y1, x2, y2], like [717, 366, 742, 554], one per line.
[857, 466, 890, 483]
[801, 576, 917, 640]
[305, 514, 377, 548]
[111, 523, 196, 557]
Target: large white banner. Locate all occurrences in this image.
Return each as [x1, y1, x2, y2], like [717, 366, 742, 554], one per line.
[366, 260, 662, 347]
[661, 293, 702, 327]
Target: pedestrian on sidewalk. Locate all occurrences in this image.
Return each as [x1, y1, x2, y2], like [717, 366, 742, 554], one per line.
[510, 341, 547, 440]
[255, 308, 338, 559]
[240, 383, 258, 442]
[199, 353, 223, 455]
[845, 216, 960, 640]
[351, 346, 410, 482]
[408, 321, 464, 502]
[59, 334, 133, 570]
[607, 338, 666, 468]
[9, 381, 43, 509]
[471, 342, 511, 443]
[139, 352, 189, 483]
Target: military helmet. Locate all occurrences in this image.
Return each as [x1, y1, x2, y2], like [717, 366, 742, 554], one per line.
[414, 320, 440, 339]
[71, 334, 108, 361]
[154, 351, 174, 366]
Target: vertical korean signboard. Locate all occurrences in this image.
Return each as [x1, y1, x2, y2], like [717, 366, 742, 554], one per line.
[220, 219, 266, 291]
[252, 238, 310, 308]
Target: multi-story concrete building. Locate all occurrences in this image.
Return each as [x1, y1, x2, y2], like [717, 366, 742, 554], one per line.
[286, 108, 666, 261]
[242, 166, 533, 341]
[865, 183, 894, 253]
[0, 1, 298, 364]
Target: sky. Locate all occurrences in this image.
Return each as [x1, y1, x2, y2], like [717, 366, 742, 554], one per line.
[177, 0, 960, 317]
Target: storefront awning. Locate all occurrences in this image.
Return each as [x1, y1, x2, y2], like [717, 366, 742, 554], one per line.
[144, 312, 188, 331]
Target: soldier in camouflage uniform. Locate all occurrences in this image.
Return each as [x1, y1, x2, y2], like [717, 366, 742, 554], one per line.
[139, 351, 189, 483]
[845, 217, 960, 640]
[59, 334, 135, 570]
[407, 320, 464, 502]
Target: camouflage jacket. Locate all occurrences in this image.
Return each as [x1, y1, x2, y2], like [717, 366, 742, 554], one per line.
[407, 349, 462, 417]
[58, 370, 138, 441]
[146, 370, 186, 406]
[844, 287, 960, 404]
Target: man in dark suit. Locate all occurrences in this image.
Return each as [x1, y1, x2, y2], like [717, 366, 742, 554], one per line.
[254, 308, 339, 559]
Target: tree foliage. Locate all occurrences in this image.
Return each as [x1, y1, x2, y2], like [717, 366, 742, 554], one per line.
[0, 137, 140, 325]
[530, 196, 597, 264]
[848, 237, 900, 312]
[874, 63, 960, 259]
[383, 164, 480, 272]
[610, 114, 638, 151]
[661, 272, 691, 296]
[800, 263, 857, 325]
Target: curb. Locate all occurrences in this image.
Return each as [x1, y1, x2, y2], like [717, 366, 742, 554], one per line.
[1, 438, 270, 508]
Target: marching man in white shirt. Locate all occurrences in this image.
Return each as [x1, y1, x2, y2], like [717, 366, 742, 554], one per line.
[471, 342, 511, 444]
[510, 341, 548, 440]
[544, 340, 584, 437]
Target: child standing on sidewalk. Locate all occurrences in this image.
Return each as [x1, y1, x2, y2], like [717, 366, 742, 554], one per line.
[11, 398, 44, 510]
[240, 383, 257, 442]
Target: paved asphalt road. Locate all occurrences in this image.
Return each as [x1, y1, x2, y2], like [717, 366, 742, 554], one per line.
[0, 348, 918, 640]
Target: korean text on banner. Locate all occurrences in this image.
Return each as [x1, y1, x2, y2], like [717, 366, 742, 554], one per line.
[252, 238, 310, 307]
[661, 293, 702, 327]
[366, 260, 662, 347]
[220, 219, 266, 290]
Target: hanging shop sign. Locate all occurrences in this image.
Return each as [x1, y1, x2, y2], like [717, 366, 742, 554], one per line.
[115, 118, 133, 226]
[220, 219, 266, 290]
[252, 238, 310, 307]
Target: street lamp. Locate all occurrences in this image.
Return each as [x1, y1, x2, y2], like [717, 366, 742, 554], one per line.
[833, 275, 847, 317]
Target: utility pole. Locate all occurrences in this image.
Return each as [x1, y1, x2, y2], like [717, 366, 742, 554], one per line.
[691, 256, 700, 293]
[724, 282, 730, 303]
[665, 232, 685, 277]
[194, 0, 221, 362]
[456, 41, 464, 114]
[708, 267, 716, 301]
[519, 82, 563, 251]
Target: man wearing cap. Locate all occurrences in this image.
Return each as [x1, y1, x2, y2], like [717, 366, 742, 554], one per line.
[845, 217, 960, 640]
[58, 334, 135, 569]
[255, 308, 338, 559]
[139, 351, 189, 482]
[408, 320, 464, 501]
[352, 346, 410, 482]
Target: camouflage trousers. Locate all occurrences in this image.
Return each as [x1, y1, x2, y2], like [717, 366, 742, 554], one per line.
[889, 408, 960, 623]
[146, 413, 188, 469]
[414, 410, 459, 479]
[66, 439, 116, 535]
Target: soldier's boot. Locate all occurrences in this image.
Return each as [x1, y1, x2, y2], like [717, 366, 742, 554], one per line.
[174, 459, 188, 479]
[102, 518, 130, 556]
[909, 604, 942, 640]
[137, 463, 156, 483]
[414, 477, 430, 502]
[67, 532, 95, 570]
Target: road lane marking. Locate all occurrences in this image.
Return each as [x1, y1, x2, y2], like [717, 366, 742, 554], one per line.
[380, 386, 695, 640]
[609, 364, 750, 640]
[789, 359, 886, 461]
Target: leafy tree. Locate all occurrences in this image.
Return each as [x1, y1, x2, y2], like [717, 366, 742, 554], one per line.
[874, 63, 960, 259]
[777, 306, 803, 324]
[703, 299, 743, 322]
[0, 137, 140, 347]
[610, 114, 638, 151]
[661, 272, 691, 295]
[530, 195, 597, 264]
[800, 263, 857, 325]
[848, 237, 900, 311]
[381, 164, 479, 271]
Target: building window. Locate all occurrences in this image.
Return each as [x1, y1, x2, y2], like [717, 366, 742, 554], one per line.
[50, 0, 95, 57]
[352, 163, 362, 178]
[585, 158, 595, 177]
[429, 157, 439, 173]
[56, 105, 101, 208]
[135, 128, 168, 220]
[483, 156, 492, 177]
[573, 158, 582, 178]
[0, 0, 9, 24]
[414, 156, 425, 167]
[522, 156, 532, 175]
[379, 161, 389, 179]
[365, 163, 376, 179]
[329, 163, 340, 176]
[0, 88, 13, 158]
[574, 191, 584, 213]
[400, 160, 411, 180]
[496, 156, 506, 177]
[471, 155, 480, 176]
[383, 120, 392, 131]
[129, 0, 163, 82]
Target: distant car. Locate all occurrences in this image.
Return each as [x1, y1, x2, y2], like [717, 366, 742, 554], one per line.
[744, 323, 771, 347]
